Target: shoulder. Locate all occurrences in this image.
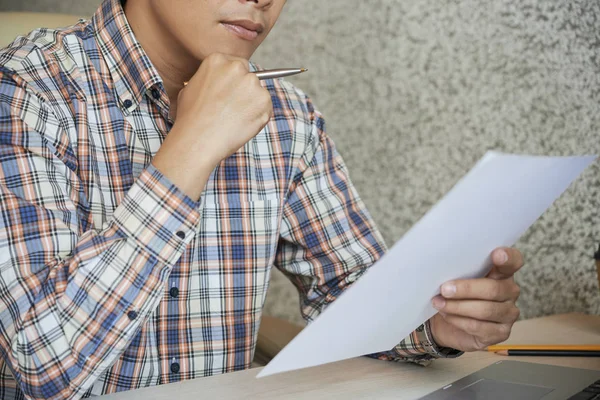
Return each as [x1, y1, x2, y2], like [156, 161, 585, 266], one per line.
[260, 73, 328, 162]
[0, 23, 90, 154]
[0, 21, 90, 110]
[267, 76, 322, 121]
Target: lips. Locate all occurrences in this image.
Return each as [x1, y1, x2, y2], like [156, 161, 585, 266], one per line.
[221, 19, 265, 41]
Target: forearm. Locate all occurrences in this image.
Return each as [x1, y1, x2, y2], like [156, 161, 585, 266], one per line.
[1, 165, 200, 400]
[151, 124, 216, 201]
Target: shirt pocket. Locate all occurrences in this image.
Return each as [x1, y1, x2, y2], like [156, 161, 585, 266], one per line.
[195, 198, 281, 309]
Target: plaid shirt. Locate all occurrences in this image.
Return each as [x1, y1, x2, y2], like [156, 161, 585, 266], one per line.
[0, 0, 459, 399]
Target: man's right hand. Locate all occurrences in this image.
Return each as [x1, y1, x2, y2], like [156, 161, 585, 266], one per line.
[152, 53, 273, 200]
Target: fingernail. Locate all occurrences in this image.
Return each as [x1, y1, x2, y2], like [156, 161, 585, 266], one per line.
[432, 297, 446, 309]
[495, 250, 508, 265]
[442, 283, 456, 297]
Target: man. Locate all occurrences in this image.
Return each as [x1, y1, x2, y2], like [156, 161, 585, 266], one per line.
[0, 0, 523, 398]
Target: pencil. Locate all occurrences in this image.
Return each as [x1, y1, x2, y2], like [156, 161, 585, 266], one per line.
[487, 345, 600, 352]
[496, 350, 600, 357]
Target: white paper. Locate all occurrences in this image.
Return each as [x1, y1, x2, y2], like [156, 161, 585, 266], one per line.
[257, 152, 595, 378]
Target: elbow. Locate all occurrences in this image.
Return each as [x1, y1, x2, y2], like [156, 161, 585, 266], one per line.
[13, 330, 83, 400]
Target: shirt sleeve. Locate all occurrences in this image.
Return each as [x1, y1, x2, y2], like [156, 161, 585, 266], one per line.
[274, 96, 462, 364]
[0, 71, 200, 399]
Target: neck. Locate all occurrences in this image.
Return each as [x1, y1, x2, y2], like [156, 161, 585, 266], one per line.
[123, 0, 200, 115]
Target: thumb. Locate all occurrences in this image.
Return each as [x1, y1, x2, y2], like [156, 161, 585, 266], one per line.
[486, 247, 524, 280]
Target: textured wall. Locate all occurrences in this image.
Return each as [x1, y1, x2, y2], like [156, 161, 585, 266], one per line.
[1, 0, 599, 327]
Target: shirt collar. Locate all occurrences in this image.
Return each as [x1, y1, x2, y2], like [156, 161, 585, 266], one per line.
[92, 0, 163, 112]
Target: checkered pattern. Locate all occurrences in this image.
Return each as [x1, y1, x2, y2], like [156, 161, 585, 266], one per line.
[0, 0, 460, 399]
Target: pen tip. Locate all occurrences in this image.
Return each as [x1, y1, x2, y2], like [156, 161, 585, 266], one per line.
[301, 68, 308, 72]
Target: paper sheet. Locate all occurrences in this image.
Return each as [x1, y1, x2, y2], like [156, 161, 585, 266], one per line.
[257, 152, 595, 378]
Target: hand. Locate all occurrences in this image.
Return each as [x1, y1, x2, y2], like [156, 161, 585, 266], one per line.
[173, 52, 273, 164]
[152, 53, 273, 199]
[429, 247, 523, 352]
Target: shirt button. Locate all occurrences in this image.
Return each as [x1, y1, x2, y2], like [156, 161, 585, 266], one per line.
[176, 231, 186, 239]
[127, 310, 138, 320]
[170, 287, 180, 298]
[170, 362, 180, 373]
[151, 88, 161, 100]
[123, 99, 133, 109]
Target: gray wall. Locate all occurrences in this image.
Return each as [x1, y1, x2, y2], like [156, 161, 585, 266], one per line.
[1, 0, 599, 326]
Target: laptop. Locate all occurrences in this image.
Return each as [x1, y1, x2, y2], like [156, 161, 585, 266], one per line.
[419, 360, 600, 400]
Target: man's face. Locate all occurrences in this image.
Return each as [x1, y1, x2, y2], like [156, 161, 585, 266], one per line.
[148, 0, 287, 60]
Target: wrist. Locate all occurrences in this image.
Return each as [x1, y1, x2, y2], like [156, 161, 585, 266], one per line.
[168, 123, 224, 167]
[152, 137, 215, 201]
[429, 313, 451, 349]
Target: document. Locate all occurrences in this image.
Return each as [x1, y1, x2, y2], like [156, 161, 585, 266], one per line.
[257, 152, 595, 378]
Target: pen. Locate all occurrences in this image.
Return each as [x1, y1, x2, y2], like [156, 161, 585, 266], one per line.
[183, 67, 307, 87]
[254, 68, 307, 80]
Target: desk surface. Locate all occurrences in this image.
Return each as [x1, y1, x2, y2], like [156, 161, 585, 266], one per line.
[102, 313, 600, 400]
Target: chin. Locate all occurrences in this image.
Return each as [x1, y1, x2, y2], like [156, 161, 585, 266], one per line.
[192, 38, 259, 62]
[218, 46, 255, 60]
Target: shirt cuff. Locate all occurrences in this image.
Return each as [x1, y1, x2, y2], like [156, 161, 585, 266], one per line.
[112, 163, 201, 265]
[367, 319, 463, 366]
[413, 318, 464, 359]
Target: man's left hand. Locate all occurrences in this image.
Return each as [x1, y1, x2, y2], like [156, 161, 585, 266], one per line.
[429, 247, 524, 352]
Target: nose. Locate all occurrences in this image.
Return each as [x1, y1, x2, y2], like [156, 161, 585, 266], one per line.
[241, 0, 273, 7]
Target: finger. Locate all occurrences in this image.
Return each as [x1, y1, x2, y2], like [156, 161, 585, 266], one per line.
[488, 247, 524, 280]
[439, 314, 512, 346]
[218, 54, 252, 74]
[441, 278, 520, 302]
[184, 54, 251, 88]
[432, 297, 520, 323]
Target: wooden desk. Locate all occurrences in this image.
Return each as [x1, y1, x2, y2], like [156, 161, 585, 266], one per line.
[101, 313, 600, 400]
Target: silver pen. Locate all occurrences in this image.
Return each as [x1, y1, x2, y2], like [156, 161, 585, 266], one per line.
[254, 68, 307, 80]
[183, 67, 307, 87]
